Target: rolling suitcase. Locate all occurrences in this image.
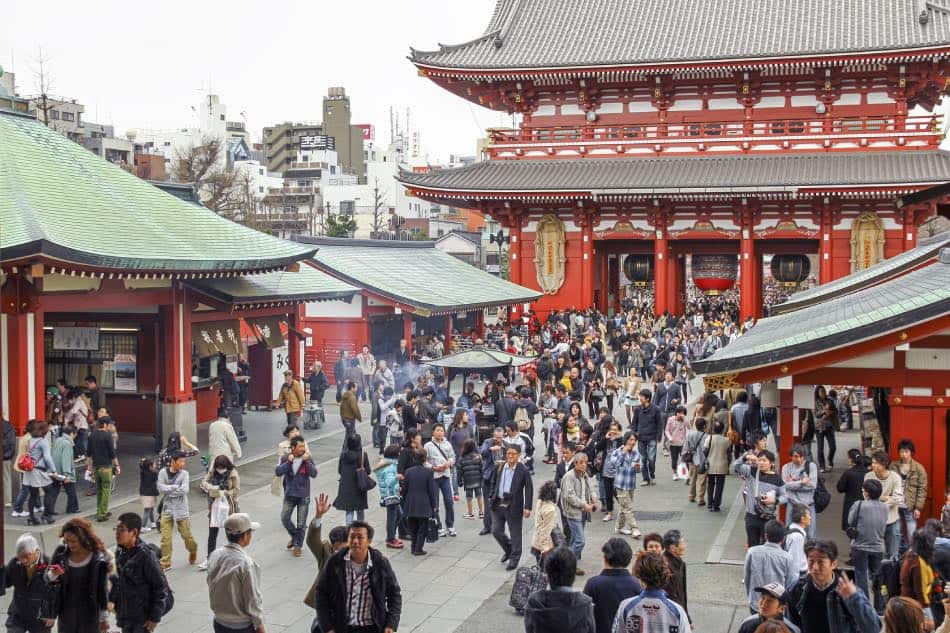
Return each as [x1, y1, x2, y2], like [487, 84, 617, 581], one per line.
[508, 564, 547, 614]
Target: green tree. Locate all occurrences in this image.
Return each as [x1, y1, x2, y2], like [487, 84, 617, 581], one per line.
[324, 213, 358, 237]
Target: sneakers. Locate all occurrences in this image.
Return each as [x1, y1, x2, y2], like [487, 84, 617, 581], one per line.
[286, 540, 294, 550]
[197, 560, 209, 571]
[618, 527, 632, 536]
[632, 528, 642, 538]
[293, 547, 302, 557]
[141, 526, 153, 533]
[602, 513, 613, 522]
[463, 513, 475, 519]
[438, 528, 448, 537]
[448, 528, 457, 537]
[386, 539, 405, 549]
[11, 510, 28, 518]
[478, 512, 485, 519]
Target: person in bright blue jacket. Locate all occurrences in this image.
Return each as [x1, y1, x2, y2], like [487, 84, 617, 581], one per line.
[374, 445, 403, 549]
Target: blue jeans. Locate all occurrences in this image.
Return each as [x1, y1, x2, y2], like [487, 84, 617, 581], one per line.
[450, 465, 460, 497]
[565, 517, 586, 559]
[345, 509, 365, 524]
[385, 504, 401, 542]
[434, 476, 454, 529]
[281, 495, 309, 548]
[851, 548, 882, 605]
[372, 423, 388, 450]
[885, 521, 901, 559]
[900, 508, 917, 547]
[638, 439, 657, 482]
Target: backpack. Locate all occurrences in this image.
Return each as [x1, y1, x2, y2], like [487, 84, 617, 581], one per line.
[806, 460, 831, 513]
[143, 543, 175, 616]
[879, 558, 902, 600]
[514, 406, 531, 432]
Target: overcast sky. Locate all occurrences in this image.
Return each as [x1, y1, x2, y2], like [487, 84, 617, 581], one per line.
[2, 0, 511, 163]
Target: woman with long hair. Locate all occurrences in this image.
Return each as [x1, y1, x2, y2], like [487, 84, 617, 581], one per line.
[197, 455, 240, 570]
[901, 529, 939, 626]
[884, 596, 927, 633]
[41, 518, 110, 633]
[20, 420, 57, 526]
[158, 430, 198, 468]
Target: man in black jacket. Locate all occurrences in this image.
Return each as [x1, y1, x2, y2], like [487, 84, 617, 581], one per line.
[631, 389, 662, 485]
[112, 513, 168, 633]
[315, 520, 402, 633]
[478, 428, 506, 536]
[488, 445, 534, 570]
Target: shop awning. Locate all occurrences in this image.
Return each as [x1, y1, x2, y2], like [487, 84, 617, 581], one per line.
[185, 266, 359, 309]
[0, 109, 315, 275]
[295, 237, 541, 315]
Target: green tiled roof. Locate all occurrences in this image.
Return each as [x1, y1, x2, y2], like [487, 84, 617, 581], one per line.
[0, 110, 314, 272]
[771, 232, 950, 314]
[296, 237, 541, 314]
[692, 253, 950, 377]
[185, 265, 358, 307]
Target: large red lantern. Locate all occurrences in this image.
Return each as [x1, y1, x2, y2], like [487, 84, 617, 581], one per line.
[692, 254, 738, 295]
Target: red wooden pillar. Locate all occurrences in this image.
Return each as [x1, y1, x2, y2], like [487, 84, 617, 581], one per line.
[509, 222, 523, 286]
[670, 254, 686, 317]
[889, 394, 949, 518]
[581, 223, 594, 308]
[597, 248, 609, 313]
[739, 211, 761, 321]
[653, 230, 669, 316]
[474, 310, 485, 341]
[817, 202, 835, 284]
[402, 312, 413, 351]
[902, 205, 922, 252]
[0, 311, 43, 431]
[777, 386, 795, 468]
[444, 314, 453, 354]
[160, 284, 193, 405]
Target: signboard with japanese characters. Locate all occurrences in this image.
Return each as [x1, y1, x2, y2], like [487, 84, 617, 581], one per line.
[192, 320, 242, 358]
[246, 316, 286, 350]
[53, 326, 99, 351]
[271, 346, 290, 397]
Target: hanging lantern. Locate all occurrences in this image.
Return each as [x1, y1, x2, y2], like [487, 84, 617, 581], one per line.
[623, 255, 654, 287]
[770, 254, 811, 288]
[692, 254, 738, 295]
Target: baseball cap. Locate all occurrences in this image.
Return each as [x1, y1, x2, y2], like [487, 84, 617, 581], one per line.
[223, 513, 261, 536]
[754, 582, 787, 603]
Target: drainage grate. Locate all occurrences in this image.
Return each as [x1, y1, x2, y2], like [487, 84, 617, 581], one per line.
[634, 511, 683, 522]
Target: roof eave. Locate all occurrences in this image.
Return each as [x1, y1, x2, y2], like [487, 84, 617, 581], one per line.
[411, 43, 950, 77]
[692, 297, 950, 377]
[1, 239, 316, 275]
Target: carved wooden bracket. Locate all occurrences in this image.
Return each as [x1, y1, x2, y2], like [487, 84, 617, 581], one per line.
[810, 197, 843, 226]
[650, 75, 675, 110]
[734, 71, 763, 108]
[575, 78, 601, 112]
[571, 204, 601, 229]
[645, 199, 674, 229]
[731, 198, 763, 228]
[814, 67, 843, 105]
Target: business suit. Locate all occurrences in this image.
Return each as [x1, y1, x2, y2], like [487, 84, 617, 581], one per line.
[403, 465, 438, 554]
[488, 461, 533, 568]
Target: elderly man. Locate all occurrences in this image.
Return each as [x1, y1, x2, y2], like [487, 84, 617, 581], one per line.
[560, 452, 598, 574]
[276, 370, 306, 425]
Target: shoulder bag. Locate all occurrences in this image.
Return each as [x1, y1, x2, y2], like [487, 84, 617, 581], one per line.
[846, 501, 862, 539]
[356, 452, 377, 492]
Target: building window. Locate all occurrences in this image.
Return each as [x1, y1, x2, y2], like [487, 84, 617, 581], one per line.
[258, 186, 264, 193]
[220, 114, 225, 121]
[50, 110, 60, 120]
[258, 168, 264, 175]
[61, 112, 75, 122]
[340, 200, 355, 214]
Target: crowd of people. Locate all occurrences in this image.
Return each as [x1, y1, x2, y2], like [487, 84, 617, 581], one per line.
[4, 296, 950, 633]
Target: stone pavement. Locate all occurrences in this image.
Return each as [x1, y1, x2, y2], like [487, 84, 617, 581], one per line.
[0, 378, 864, 633]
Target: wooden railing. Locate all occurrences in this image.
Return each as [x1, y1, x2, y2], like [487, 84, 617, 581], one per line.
[488, 115, 941, 145]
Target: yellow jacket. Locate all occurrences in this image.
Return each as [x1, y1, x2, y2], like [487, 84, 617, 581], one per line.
[277, 380, 306, 414]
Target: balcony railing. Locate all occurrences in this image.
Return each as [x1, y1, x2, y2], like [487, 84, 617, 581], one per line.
[486, 114, 941, 156]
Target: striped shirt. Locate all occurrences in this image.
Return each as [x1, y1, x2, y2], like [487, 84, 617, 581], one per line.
[345, 551, 374, 627]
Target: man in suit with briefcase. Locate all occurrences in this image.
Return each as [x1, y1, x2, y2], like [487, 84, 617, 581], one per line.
[488, 444, 533, 571]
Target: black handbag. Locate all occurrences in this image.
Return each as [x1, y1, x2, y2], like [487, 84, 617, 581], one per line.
[426, 517, 440, 543]
[356, 453, 377, 492]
